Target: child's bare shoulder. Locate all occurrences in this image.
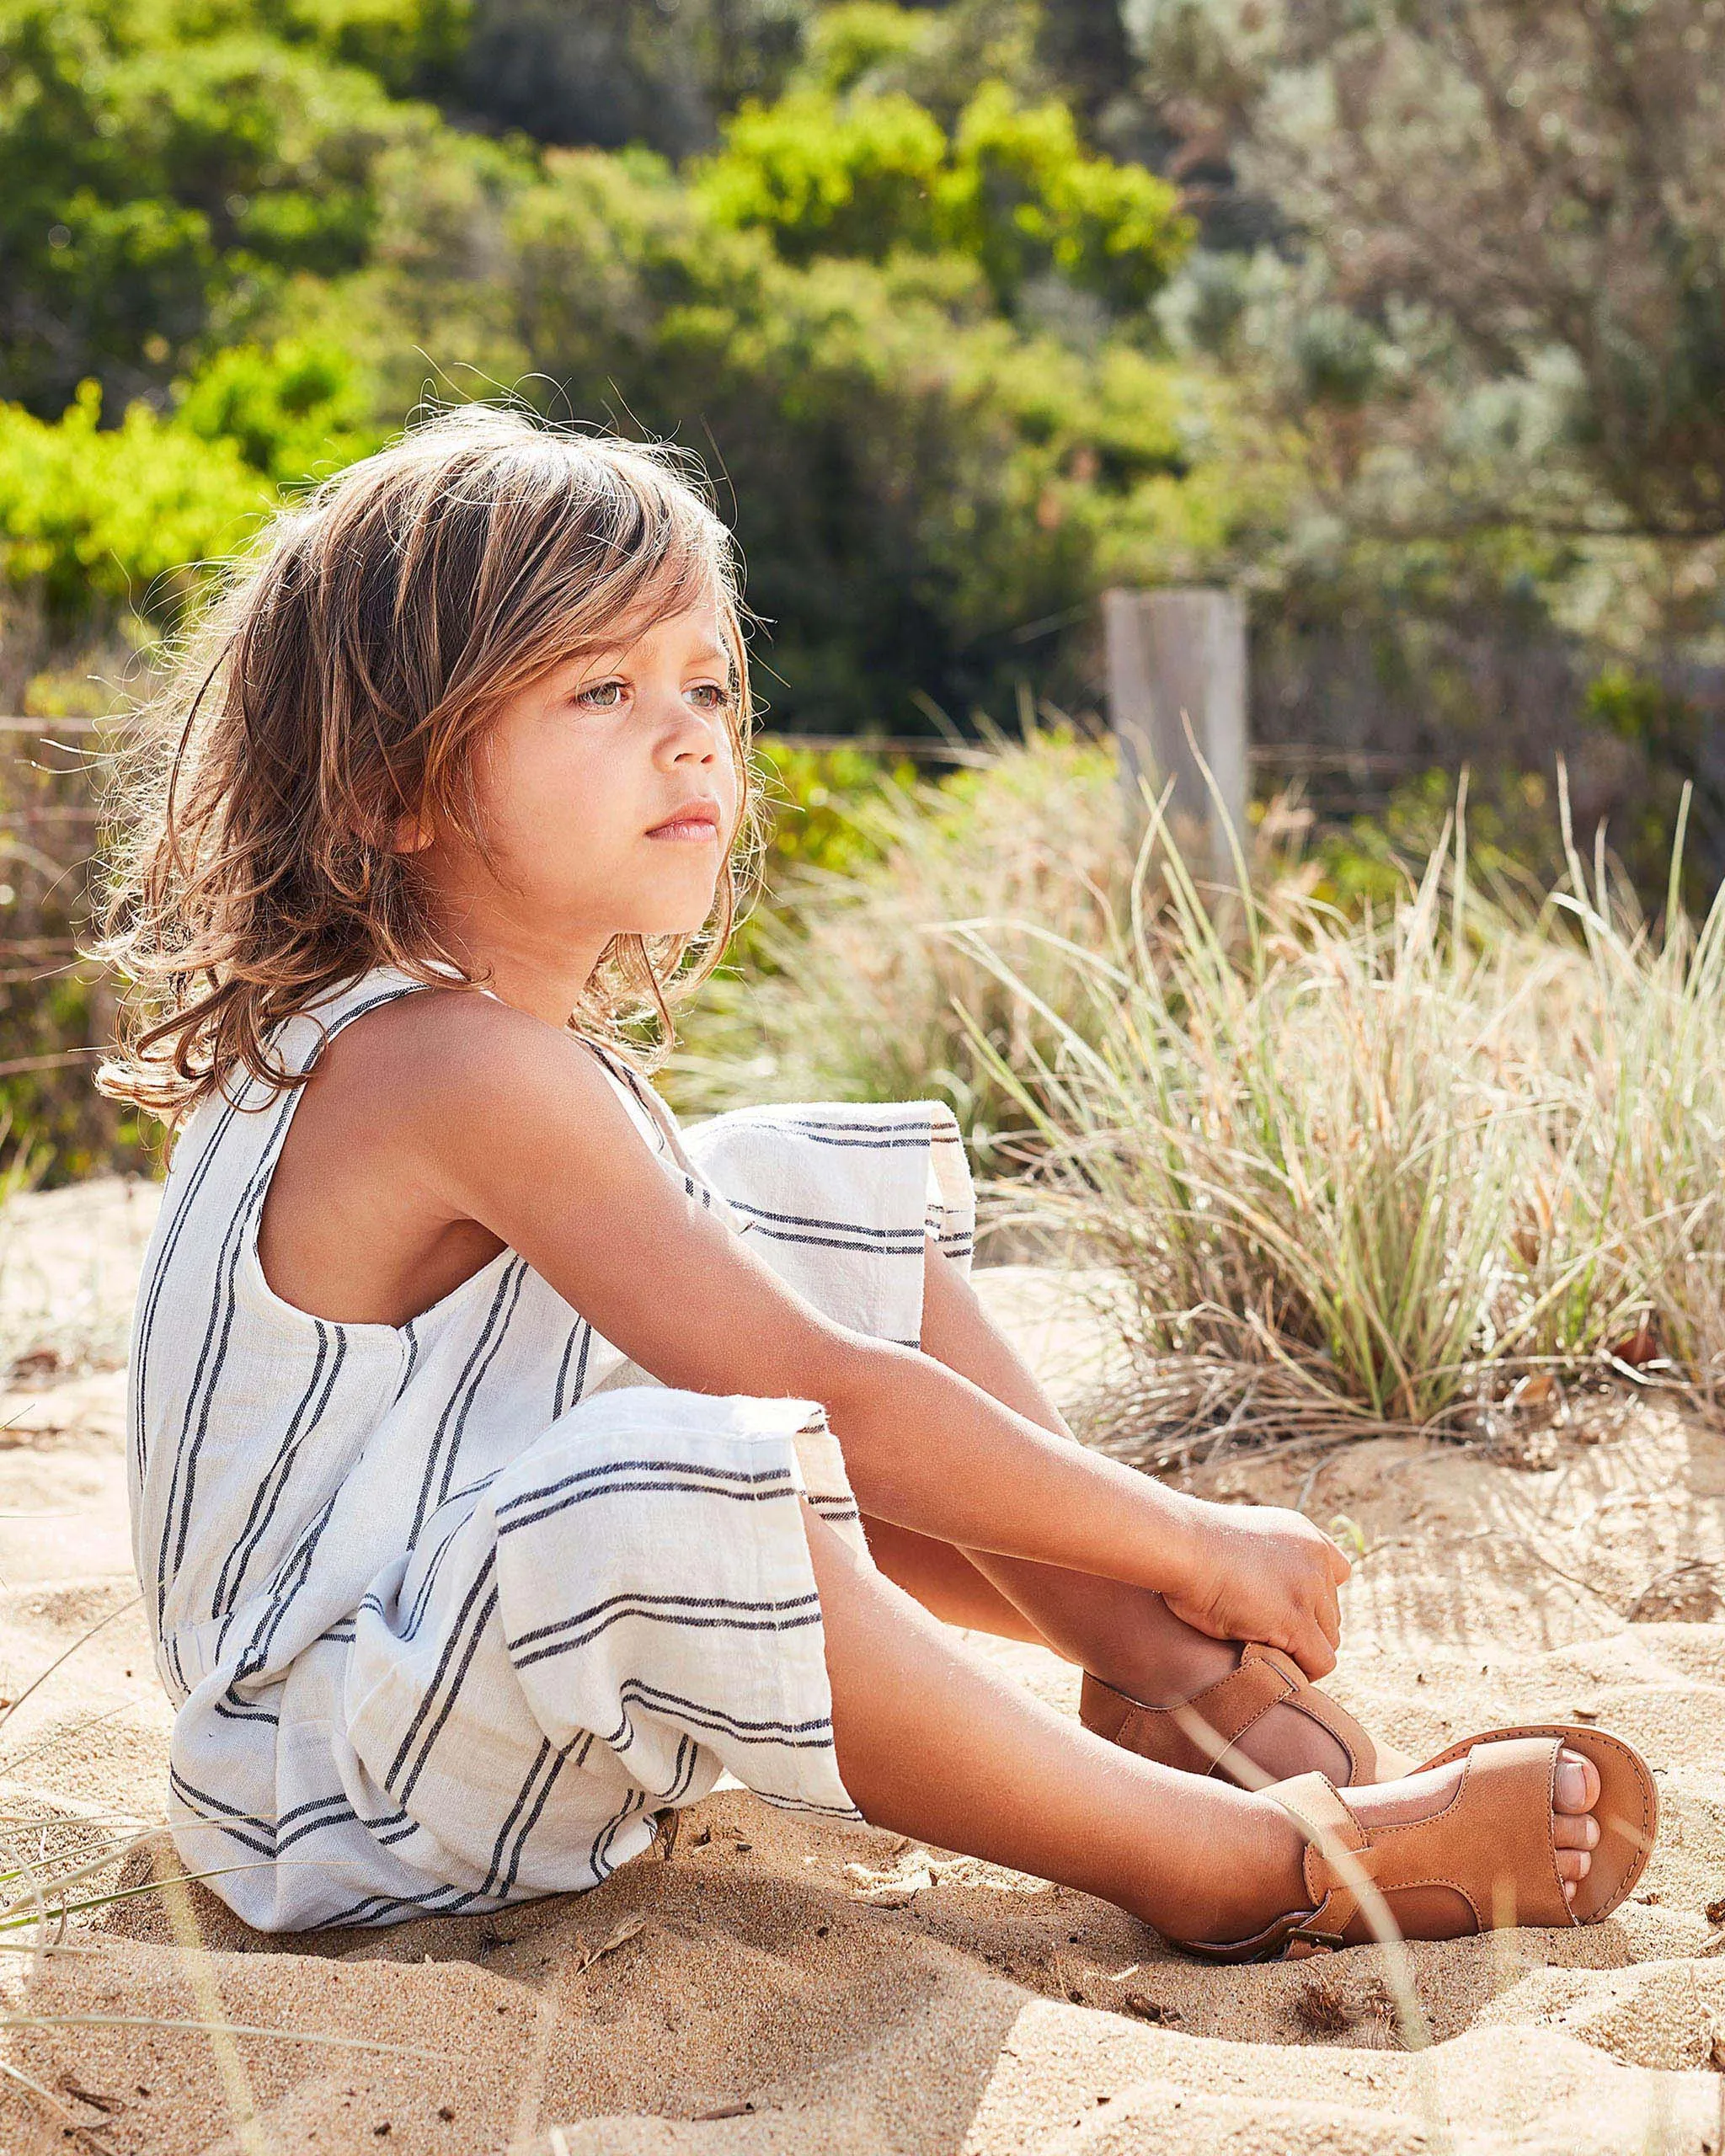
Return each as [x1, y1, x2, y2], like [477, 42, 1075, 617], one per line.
[321, 985, 611, 1111]
[299, 985, 633, 1192]
[265, 985, 644, 1326]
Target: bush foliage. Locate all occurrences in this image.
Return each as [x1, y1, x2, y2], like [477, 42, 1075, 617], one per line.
[2, 0, 1723, 1182]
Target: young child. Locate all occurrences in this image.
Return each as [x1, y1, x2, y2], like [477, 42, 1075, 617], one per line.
[103, 405, 1655, 1959]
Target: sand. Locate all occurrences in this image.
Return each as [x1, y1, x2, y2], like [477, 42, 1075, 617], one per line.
[0, 1177, 1721, 2152]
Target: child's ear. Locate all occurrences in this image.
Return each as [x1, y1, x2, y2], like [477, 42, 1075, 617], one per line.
[389, 808, 435, 855]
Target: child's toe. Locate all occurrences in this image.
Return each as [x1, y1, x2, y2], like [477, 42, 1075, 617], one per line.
[1554, 1747, 1600, 1813]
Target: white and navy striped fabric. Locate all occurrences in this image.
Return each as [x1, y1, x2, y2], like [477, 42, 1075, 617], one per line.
[126, 963, 975, 1931]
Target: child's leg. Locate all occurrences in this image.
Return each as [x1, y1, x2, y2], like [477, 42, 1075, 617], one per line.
[855, 1513, 1054, 1644]
[803, 1502, 1600, 1944]
[863, 1244, 1390, 1784]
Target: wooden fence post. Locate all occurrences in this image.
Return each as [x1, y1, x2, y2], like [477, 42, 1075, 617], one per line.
[1103, 586, 1248, 883]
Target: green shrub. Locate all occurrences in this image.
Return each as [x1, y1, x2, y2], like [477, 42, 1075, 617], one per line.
[0, 0, 469, 411]
[173, 335, 386, 481]
[0, 381, 271, 619]
[693, 77, 1193, 313]
[692, 88, 947, 264]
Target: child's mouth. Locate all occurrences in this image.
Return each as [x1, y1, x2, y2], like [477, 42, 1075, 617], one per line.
[646, 817, 720, 842]
[646, 798, 722, 841]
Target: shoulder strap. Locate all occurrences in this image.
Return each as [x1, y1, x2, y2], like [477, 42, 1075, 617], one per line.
[581, 1037, 707, 1184]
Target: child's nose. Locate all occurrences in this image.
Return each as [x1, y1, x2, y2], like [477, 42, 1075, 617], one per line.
[658, 701, 720, 760]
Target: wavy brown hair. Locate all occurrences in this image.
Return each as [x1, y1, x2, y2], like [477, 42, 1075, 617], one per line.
[93, 403, 768, 1128]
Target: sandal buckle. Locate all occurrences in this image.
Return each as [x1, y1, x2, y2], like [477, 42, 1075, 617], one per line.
[1286, 1924, 1347, 1956]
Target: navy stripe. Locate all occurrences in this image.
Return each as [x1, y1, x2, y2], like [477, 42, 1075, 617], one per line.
[498, 1737, 572, 1890]
[395, 1578, 500, 1803]
[781, 1134, 933, 1150]
[211, 1322, 346, 1624]
[664, 1731, 701, 1805]
[552, 1319, 591, 1421]
[498, 1474, 803, 1540]
[724, 1198, 927, 1245]
[168, 1766, 278, 1856]
[393, 1317, 419, 1403]
[232, 1489, 339, 1683]
[132, 1088, 248, 1480]
[751, 1790, 865, 1817]
[517, 1605, 823, 1670]
[740, 1224, 927, 1257]
[409, 1261, 525, 1545]
[604, 1677, 836, 1751]
[509, 1587, 820, 1652]
[383, 1550, 499, 1795]
[590, 1786, 649, 1881]
[510, 1591, 823, 1668]
[147, 979, 420, 1531]
[211, 1693, 280, 1726]
[154, 1088, 297, 1636]
[433, 1257, 528, 1513]
[495, 1454, 797, 1522]
[480, 1738, 553, 1897]
[394, 1508, 474, 1643]
[319, 1882, 489, 1929]
[745, 1112, 934, 1134]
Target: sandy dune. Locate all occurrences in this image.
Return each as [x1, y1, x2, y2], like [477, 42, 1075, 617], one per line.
[0, 1179, 1722, 2152]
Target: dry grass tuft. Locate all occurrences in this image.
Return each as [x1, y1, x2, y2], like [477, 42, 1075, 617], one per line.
[1292, 1970, 1356, 2036]
[932, 766, 1725, 1454]
[1291, 1967, 1402, 2042]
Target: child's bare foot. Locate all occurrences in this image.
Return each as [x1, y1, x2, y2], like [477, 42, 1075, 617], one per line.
[1171, 1742, 1602, 1952]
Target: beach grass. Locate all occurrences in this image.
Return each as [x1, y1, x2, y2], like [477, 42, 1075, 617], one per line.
[695, 726, 1725, 1460]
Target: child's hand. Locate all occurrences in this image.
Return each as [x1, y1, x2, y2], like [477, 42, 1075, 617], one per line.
[1162, 1500, 1352, 1678]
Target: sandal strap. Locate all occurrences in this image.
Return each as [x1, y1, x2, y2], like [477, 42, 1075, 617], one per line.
[1413, 1721, 1658, 1924]
[1168, 1737, 1578, 1965]
[1288, 1738, 1573, 1940]
[1169, 1774, 1370, 1965]
[1081, 1643, 1376, 1784]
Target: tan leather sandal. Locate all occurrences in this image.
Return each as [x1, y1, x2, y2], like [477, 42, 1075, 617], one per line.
[1081, 1643, 1395, 1788]
[1165, 1725, 1658, 1966]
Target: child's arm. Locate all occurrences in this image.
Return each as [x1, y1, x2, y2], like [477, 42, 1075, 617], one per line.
[394, 994, 1349, 1678]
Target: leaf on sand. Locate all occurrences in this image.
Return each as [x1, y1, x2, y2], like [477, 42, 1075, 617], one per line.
[574, 1914, 646, 1972]
[1605, 1323, 1659, 1368]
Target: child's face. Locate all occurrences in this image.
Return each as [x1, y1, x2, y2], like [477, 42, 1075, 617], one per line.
[410, 593, 742, 969]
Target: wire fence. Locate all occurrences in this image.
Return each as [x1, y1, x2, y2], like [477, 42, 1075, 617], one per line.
[0, 718, 120, 1173]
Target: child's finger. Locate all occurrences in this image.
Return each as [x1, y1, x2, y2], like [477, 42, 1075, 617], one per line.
[1325, 1535, 1353, 1584]
[1292, 1625, 1338, 1681]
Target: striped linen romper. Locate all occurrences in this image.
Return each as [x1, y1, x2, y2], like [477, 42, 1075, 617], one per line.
[128, 963, 975, 1931]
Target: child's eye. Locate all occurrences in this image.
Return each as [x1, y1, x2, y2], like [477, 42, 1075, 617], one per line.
[690, 683, 734, 711]
[574, 679, 626, 710]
